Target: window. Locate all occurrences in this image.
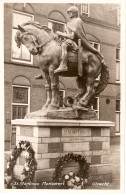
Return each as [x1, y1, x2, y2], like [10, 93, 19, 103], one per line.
[115, 99, 120, 133]
[116, 48, 120, 60]
[48, 19, 65, 33]
[12, 10, 34, 64]
[90, 41, 100, 52]
[12, 85, 30, 120]
[81, 4, 89, 15]
[116, 47, 120, 81]
[11, 85, 30, 148]
[91, 97, 99, 119]
[59, 90, 65, 107]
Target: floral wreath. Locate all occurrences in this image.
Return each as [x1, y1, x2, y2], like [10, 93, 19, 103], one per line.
[52, 153, 90, 189]
[5, 140, 37, 189]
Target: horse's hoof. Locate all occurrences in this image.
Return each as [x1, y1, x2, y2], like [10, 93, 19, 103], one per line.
[41, 105, 48, 112]
[76, 103, 89, 111]
[79, 99, 88, 107]
[47, 105, 59, 111]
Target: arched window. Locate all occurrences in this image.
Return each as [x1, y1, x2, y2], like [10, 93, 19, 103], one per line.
[12, 76, 30, 120]
[12, 4, 34, 64]
[86, 34, 100, 52]
[11, 76, 30, 148]
[48, 11, 66, 33]
[81, 3, 89, 16]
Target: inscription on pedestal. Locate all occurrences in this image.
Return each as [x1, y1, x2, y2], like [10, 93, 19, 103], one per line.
[61, 137, 92, 142]
[20, 126, 33, 137]
[62, 128, 91, 137]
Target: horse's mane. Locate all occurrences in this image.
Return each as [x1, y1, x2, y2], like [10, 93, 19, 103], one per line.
[22, 21, 42, 29]
[21, 21, 52, 33]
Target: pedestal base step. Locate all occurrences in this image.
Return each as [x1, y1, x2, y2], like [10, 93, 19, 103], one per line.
[47, 107, 97, 120]
[25, 107, 97, 120]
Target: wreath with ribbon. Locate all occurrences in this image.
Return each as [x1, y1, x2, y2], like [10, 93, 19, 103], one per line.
[5, 140, 37, 189]
[52, 153, 90, 189]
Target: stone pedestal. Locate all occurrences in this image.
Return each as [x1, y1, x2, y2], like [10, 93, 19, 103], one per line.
[12, 119, 114, 189]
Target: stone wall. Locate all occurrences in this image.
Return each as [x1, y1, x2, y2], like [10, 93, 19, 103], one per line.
[12, 119, 114, 188]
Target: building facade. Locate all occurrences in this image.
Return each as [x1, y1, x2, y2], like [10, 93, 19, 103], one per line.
[4, 3, 120, 151]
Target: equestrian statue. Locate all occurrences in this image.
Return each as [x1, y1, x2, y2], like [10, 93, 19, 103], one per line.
[15, 6, 109, 118]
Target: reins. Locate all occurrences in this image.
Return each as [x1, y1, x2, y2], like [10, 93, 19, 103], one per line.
[37, 37, 53, 48]
[20, 31, 53, 54]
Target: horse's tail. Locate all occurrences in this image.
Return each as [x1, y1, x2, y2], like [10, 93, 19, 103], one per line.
[93, 63, 109, 97]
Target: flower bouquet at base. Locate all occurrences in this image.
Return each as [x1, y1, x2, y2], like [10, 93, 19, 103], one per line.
[4, 140, 37, 189]
[62, 171, 88, 189]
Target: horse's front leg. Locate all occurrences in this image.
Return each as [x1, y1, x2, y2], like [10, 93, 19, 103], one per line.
[48, 65, 60, 110]
[42, 72, 52, 111]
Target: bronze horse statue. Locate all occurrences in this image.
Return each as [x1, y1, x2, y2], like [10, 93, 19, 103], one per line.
[15, 21, 109, 112]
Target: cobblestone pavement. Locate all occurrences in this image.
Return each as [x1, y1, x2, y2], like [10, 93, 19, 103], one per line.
[89, 142, 120, 190]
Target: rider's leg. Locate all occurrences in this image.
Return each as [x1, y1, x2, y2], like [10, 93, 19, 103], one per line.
[54, 42, 68, 74]
[89, 48, 105, 64]
[82, 39, 105, 64]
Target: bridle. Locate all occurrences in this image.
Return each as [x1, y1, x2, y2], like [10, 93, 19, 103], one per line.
[19, 31, 53, 54]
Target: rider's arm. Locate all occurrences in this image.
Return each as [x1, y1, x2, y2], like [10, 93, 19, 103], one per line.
[56, 31, 75, 40]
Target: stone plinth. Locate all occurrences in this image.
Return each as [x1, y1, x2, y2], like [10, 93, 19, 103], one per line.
[25, 107, 97, 120]
[12, 119, 114, 189]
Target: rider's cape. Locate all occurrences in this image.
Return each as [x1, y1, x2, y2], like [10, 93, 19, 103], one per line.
[67, 18, 98, 54]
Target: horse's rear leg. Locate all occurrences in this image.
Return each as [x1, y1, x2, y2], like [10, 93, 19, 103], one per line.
[79, 76, 95, 107]
[75, 76, 86, 100]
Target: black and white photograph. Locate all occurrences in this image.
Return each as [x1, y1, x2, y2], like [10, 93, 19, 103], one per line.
[1, 0, 126, 193]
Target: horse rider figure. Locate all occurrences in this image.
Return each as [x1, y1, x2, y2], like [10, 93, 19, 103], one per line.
[54, 6, 105, 74]
[35, 5, 105, 79]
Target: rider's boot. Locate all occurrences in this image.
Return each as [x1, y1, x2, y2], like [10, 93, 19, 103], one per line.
[54, 42, 68, 74]
[54, 59, 68, 74]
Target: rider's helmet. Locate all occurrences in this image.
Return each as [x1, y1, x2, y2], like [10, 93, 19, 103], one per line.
[67, 6, 79, 17]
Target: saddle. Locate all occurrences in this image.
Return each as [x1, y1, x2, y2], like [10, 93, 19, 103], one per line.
[67, 39, 89, 77]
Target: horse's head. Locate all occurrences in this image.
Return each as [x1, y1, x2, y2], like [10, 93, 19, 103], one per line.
[15, 25, 40, 55]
